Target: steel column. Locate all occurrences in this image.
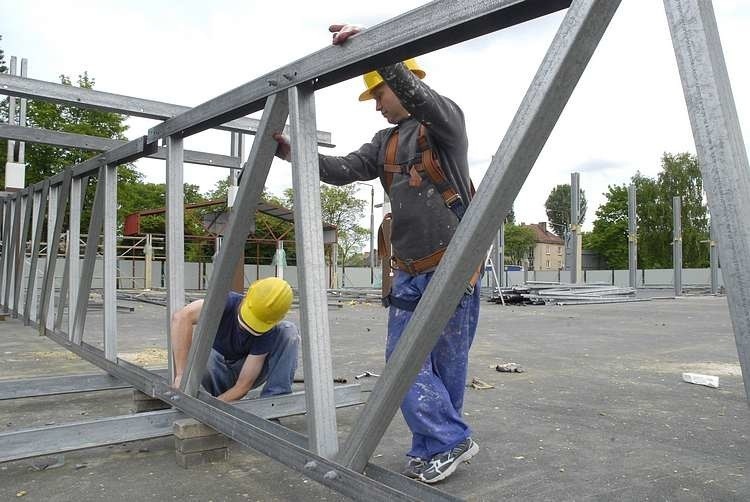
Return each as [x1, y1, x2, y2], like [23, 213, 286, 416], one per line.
[38, 172, 71, 333]
[497, 226, 505, 288]
[6, 57, 17, 162]
[13, 190, 32, 317]
[103, 164, 118, 360]
[24, 182, 49, 325]
[68, 177, 82, 337]
[165, 136, 185, 378]
[17, 58, 28, 163]
[45, 184, 59, 330]
[569, 172, 581, 283]
[664, 0, 750, 399]
[628, 184, 638, 288]
[289, 85, 338, 458]
[181, 92, 289, 396]
[71, 170, 106, 344]
[339, 0, 621, 471]
[673, 196, 683, 296]
[709, 220, 719, 294]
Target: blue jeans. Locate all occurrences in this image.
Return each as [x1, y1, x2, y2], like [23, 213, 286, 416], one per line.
[202, 321, 300, 398]
[386, 270, 481, 459]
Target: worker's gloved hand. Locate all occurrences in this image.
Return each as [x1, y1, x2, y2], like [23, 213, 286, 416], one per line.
[272, 132, 291, 161]
[329, 23, 363, 45]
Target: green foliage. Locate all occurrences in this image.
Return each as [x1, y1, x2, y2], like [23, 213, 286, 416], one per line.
[544, 184, 587, 238]
[283, 184, 366, 266]
[583, 184, 629, 268]
[504, 223, 536, 265]
[24, 73, 133, 186]
[0, 35, 7, 74]
[585, 153, 709, 269]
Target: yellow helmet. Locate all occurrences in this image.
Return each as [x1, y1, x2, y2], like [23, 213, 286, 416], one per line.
[238, 277, 293, 333]
[358, 58, 426, 101]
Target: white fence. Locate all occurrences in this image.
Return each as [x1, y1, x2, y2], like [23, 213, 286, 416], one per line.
[23, 258, 725, 291]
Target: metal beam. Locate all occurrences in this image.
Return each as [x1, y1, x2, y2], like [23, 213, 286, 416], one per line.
[569, 172, 581, 283]
[0, 124, 242, 169]
[181, 92, 289, 396]
[37, 175, 69, 332]
[628, 184, 638, 288]
[339, 0, 621, 472]
[36, 328, 448, 501]
[673, 196, 682, 296]
[147, 0, 572, 141]
[12, 190, 32, 317]
[165, 136, 185, 379]
[0, 373, 133, 400]
[23, 181, 49, 325]
[289, 85, 338, 458]
[0, 385, 364, 462]
[103, 163, 118, 360]
[0, 73, 333, 146]
[664, 0, 750, 399]
[71, 168, 106, 344]
[709, 220, 719, 295]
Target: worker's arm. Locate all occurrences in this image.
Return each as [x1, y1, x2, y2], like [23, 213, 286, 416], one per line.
[170, 299, 204, 388]
[330, 23, 466, 150]
[273, 121, 384, 186]
[216, 353, 266, 402]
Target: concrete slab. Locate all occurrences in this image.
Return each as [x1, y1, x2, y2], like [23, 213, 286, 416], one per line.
[0, 292, 748, 500]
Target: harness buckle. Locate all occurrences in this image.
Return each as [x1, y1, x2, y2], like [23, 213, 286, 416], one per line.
[445, 193, 462, 207]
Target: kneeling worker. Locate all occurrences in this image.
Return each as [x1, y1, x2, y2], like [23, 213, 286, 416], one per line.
[170, 277, 300, 402]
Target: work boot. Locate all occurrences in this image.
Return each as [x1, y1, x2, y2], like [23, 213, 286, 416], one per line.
[401, 456, 427, 479]
[419, 437, 479, 484]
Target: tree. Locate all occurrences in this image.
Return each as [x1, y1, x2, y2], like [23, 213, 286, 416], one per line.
[283, 184, 366, 267]
[585, 153, 709, 269]
[544, 184, 587, 238]
[0, 35, 7, 74]
[583, 184, 629, 269]
[503, 223, 536, 265]
[1, 35, 10, 171]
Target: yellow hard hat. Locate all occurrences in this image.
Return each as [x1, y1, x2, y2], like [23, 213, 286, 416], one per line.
[358, 58, 426, 101]
[238, 277, 293, 333]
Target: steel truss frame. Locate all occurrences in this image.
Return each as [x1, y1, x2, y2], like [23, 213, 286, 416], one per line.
[2, 0, 749, 499]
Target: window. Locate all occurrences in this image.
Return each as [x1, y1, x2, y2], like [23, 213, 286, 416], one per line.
[558, 246, 562, 255]
[545, 245, 550, 255]
[546, 260, 551, 269]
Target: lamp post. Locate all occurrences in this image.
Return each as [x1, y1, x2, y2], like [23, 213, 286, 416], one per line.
[355, 182, 376, 286]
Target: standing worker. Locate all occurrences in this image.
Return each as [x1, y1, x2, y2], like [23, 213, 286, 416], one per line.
[171, 277, 300, 402]
[273, 24, 480, 484]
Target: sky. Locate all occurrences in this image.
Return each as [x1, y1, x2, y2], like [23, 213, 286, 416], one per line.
[1, 0, 749, 242]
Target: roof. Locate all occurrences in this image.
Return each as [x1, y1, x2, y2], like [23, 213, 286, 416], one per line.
[525, 222, 564, 245]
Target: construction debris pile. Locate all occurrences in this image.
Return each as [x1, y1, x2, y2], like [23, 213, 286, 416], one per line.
[489, 281, 646, 306]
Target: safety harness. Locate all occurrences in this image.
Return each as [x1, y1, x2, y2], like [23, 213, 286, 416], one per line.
[378, 124, 481, 311]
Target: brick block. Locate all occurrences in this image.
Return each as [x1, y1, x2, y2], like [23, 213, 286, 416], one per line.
[175, 435, 229, 454]
[173, 418, 220, 439]
[175, 447, 228, 468]
[132, 390, 156, 401]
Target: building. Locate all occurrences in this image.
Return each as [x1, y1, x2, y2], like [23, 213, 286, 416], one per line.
[525, 222, 565, 271]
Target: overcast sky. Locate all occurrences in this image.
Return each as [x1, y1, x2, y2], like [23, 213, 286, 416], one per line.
[2, 0, 748, 238]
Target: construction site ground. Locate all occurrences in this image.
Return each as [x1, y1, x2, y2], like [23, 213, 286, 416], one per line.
[1, 289, 748, 501]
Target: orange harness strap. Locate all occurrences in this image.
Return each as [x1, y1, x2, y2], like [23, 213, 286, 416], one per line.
[380, 125, 481, 288]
